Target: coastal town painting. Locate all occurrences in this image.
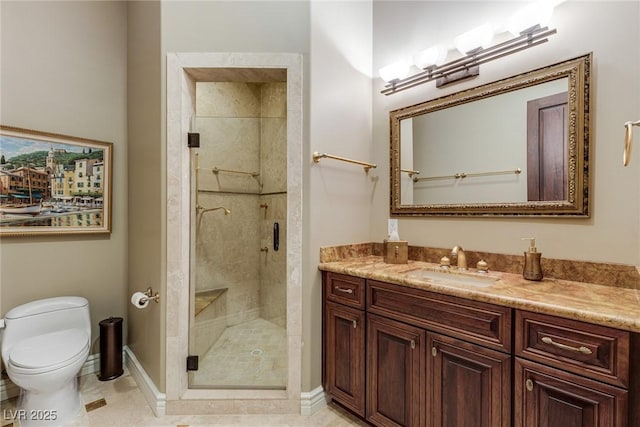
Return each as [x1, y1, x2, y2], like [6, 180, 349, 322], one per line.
[0, 125, 112, 236]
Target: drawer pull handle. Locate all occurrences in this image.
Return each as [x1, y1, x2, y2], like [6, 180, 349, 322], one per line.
[526, 379, 534, 392]
[335, 286, 354, 294]
[352, 320, 357, 329]
[541, 336, 593, 355]
[410, 340, 416, 349]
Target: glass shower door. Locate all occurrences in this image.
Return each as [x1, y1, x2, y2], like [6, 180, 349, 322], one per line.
[188, 79, 287, 390]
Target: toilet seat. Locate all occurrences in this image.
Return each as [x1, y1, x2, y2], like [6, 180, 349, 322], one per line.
[8, 329, 89, 374]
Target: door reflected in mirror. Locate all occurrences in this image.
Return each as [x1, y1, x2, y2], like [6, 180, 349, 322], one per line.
[391, 54, 591, 216]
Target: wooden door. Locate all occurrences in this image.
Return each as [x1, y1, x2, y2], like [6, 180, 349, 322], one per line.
[515, 358, 628, 427]
[428, 333, 511, 427]
[324, 301, 366, 416]
[367, 313, 425, 427]
[527, 92, 568, 201]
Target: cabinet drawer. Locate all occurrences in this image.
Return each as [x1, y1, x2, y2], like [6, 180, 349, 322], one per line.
[367, 280, 512, 352]
[324, 272, 365, 309]
[515, 310, 630, 387]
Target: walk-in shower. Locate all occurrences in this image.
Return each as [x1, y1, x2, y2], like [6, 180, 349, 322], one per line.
[166, 53, 301, 413]
[189, 76, 287, 389]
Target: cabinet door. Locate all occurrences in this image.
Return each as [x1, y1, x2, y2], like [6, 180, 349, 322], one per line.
[515, 358, 628, 427]
[367, 313, 425, 427]
[324, 301, 366, 416]
[428, 333, 511, 427]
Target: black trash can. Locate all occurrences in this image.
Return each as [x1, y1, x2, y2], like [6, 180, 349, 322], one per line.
[98, 317, 124, 381]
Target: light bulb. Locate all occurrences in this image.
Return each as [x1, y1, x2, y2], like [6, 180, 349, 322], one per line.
[379, 59, 412, 83]
[413, 45, 448, 69]
[454, 23, 494, 55]
[507, 1, 554, 36]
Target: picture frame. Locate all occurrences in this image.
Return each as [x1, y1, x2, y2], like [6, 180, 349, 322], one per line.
[0, 125, 113, 236]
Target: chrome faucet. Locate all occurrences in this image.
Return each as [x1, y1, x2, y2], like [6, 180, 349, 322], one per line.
[450, 245, 468, 270]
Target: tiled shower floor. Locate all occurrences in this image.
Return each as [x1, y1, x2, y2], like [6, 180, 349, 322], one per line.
[189, 318, 287, 389]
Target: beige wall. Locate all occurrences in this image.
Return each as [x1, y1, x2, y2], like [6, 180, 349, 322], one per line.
[307, 0, 374, 391]
[372, 1, 640, 265]
[0, 1, 128, 353]
[126, 1, 164, 391]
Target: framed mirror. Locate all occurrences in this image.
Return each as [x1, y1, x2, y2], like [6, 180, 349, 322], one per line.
[390, 53, 591, 216]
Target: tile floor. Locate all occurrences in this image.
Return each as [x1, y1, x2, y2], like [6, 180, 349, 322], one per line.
[190, 318, 287, 389]
[1, 368, 368, 426]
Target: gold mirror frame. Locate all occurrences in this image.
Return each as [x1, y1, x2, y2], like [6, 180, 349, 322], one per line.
[390, 53, 591, 217]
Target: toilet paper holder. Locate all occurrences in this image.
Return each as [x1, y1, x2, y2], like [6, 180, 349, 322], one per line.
[141, 287, 160, 304]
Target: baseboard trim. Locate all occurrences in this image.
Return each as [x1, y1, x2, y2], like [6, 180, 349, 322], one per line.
[124, 346, 166, 416]
[1, 352, 102, 402]
[4, 346, 314, 418]
[300, 385, 327, 416]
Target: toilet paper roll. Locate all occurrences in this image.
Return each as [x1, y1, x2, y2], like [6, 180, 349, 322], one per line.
[131, 292, 149, 309]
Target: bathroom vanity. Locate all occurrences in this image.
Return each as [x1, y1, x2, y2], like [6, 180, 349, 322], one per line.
[320, 251, 640, 427]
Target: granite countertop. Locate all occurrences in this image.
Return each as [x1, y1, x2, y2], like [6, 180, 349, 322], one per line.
[319, 256, 640, 333]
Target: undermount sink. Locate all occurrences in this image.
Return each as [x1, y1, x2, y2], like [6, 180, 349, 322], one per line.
[405, 268, 498, 288]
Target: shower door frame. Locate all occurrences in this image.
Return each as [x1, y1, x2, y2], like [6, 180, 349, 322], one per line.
[166, 52, 303, 410]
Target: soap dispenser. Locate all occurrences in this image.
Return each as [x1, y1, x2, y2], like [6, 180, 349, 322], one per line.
[522, 237, 543, 281]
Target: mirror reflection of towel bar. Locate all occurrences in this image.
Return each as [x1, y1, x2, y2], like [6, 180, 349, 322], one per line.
[413, 168, 521, 182]
[623, 120, 640, 166]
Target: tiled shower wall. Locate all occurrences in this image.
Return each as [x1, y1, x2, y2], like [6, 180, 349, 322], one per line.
[195, 81, 287, 331]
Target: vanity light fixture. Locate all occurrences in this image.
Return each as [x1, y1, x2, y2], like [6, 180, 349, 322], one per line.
[413, 45, 448, 70]
[454, 23, 494, 55]
[506, 1, 554, 36]
[378, 58, 412, 84]
[380, 1, 557, 95]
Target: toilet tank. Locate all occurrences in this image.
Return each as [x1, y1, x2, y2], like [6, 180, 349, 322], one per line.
[1, 297, 91, 360]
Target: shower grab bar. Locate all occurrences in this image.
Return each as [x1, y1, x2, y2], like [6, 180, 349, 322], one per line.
[312, 151, 377, 173]
[197, 189, 264, 196]
[199, 166, 260, 177]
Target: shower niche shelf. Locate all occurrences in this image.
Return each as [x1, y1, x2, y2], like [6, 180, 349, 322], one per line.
[194, 288, 228, 317]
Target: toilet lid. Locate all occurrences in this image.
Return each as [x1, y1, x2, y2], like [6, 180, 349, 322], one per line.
[9, 329, 89, 370]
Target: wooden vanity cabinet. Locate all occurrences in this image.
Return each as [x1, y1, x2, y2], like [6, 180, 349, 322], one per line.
[367, 313, 425, 427]
[323, 272, 366, 416]
[322, 271, 640, 427]
[514, 310, 640, 427]
[323, 273, 512, 426]
[515, 357, 628, 427]
[367, 279, 512, 353]
[366, 279, 513, 427]
[428, 332, 511, 427]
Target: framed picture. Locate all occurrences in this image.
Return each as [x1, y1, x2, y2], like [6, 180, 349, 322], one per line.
[0, 125, 113, 236]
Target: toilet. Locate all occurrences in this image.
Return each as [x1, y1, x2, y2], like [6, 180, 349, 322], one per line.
[0, 296, 91, 426]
